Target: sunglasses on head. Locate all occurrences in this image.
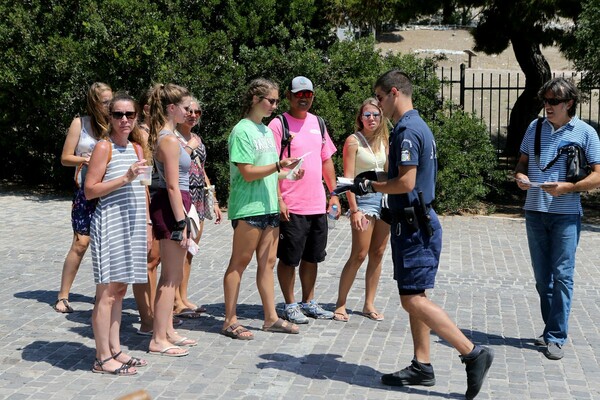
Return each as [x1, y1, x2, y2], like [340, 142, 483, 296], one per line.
[111, 111, 137, 120]
[362, 111, 381, 118]
[183, 106, 201, 116]
[261, 97, 280, 106]
[543, 97, 567, 106]
[293, 91, 314, 99]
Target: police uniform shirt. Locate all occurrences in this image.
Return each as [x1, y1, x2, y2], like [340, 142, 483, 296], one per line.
[388, 109, 438, 210]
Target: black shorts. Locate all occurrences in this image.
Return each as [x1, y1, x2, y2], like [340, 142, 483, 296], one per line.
[277, 213, 328, 266]
[231, 213, 280, 230]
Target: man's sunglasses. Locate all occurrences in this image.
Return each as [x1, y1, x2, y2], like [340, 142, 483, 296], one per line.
[261, 97, 280, 106]
[543, 98, 567, 106]
[183, 107, 202, 116]
[293, 91, 314, 99]
[111, 111, 137, 120]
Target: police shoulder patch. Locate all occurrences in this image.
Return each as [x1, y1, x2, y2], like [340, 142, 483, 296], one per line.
[401, 149, 411, 162]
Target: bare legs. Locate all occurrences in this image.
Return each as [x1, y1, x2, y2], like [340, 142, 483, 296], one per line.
[92, 282, 135, 372]
[277, 260, 319, 304]
[335, 217, 389, 318]
[222, 222, 280, 337]
[174, 221, 204, 313]
[149, 239, 187, 355]
[56, 232, 90, 312]
[400, 292, 474, 362]
[132, 237, 160, 333]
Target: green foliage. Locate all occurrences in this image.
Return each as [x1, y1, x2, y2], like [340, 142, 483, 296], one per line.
[562, 0, 600, 88]
[0, 0, 500, 213]
[432, 110, 504, 214]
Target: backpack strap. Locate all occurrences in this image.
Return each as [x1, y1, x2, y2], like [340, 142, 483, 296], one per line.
[278, 114, 291, 159]
[317, 116, 326, 145]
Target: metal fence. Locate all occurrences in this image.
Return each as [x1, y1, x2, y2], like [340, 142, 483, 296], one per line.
[436, 63, 600, 157]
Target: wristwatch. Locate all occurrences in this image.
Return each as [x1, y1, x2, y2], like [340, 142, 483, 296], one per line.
[173, 219, 187, 231]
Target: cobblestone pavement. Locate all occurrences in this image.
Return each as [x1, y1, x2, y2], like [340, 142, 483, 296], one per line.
[1, 191, 599, 399]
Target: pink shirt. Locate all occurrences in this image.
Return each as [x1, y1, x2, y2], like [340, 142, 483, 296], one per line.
[269, 112, 337, 215]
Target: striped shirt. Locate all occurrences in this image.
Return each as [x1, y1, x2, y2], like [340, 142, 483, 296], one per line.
[520, 116, 600, 215]
[90, 141, 148, 284]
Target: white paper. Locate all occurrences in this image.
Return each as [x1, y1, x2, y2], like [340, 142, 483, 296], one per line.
[517, 178, 557, 188]
[337, 177, 353, 185]
[286, 157, 304, 180]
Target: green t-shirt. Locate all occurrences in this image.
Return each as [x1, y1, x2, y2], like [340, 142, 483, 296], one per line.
[228, 118, 279, 219]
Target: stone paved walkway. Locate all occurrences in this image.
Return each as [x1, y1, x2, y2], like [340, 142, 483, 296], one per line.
[0, 191, 599, 399]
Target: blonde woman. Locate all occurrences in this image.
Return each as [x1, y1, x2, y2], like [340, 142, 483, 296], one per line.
[334, 98, 390, 322]
[222, 78, 302, 340]
[56, 82, 112, 313]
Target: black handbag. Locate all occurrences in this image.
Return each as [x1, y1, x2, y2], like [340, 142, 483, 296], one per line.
[534, 117, 591, 183]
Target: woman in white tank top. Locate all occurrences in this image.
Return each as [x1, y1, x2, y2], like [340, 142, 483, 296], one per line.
[334, 98, 391, 322]
[54, 82, 112, 313]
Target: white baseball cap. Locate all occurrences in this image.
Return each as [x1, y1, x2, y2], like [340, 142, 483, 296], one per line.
[289, 76, 314, 93]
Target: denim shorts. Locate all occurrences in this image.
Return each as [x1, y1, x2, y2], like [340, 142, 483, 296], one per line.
[351, 192, 383, 219]
[231, 213, 280, 230]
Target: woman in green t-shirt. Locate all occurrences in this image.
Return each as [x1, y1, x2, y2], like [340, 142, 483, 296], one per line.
[222, 78, 303, 340]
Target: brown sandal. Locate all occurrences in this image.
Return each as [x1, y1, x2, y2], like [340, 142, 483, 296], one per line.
[262, 318, 300, 334]
[221, 323, 254, 340]
[112, 351, 148, 367]
[53, 298, 73, 313]
[92, 355, 137, 376]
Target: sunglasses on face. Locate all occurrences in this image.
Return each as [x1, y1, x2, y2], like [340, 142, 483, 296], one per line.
[362, 111, 381, 119]
[183, 106, 201, 116]
[543, 97, 567, 106]
[111, 111, 137, 120]
[261, 97, 280, 106]
[293, 91, 314, 99]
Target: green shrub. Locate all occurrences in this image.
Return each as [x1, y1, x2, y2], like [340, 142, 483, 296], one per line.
[431, 110, 505, 214]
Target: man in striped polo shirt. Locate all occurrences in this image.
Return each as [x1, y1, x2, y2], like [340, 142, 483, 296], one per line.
[515, 77, 600, 360]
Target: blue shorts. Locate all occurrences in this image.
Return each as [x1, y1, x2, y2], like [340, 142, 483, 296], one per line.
[391, 209, 442, 291]
[232, 213, 280, 230]
[348, 192, 383, 219]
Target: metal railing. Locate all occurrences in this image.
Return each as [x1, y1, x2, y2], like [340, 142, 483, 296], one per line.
[437, 64, 600, 158]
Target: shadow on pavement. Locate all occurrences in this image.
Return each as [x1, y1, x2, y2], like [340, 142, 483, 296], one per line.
[21, 340, 95, 372]
[257, 353, 464, 398]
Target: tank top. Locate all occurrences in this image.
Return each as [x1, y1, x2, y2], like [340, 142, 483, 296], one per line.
[154, 129, 191, 190]
[353, 132, 386, 176]
[74, 116, 99, 186]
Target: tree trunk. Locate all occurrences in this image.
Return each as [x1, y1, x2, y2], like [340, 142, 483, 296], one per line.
[504, 37, 551, 157]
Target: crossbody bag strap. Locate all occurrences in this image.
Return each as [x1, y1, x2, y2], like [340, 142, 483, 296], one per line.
[534, 117, 562, 172]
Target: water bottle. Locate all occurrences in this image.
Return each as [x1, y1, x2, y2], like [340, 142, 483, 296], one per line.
[328, 204, 338, 229]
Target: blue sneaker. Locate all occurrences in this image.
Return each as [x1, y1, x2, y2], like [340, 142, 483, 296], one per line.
[300, 300, 334, 319]
[283, 303, 309, 324]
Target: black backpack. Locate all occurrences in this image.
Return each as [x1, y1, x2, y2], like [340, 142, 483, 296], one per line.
[277, 114, 327, 159]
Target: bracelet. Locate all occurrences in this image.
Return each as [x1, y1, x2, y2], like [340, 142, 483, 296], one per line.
[275, 161, 281, 173]
[350, 209, 360, 214]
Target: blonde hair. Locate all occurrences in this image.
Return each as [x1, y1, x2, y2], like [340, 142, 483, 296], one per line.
[107, 92, 151, 162]
[241, 78, 278, 118]
[86, 82, 112, 140]
[147, 83, 190, 154]
[354, 98, 389, 153]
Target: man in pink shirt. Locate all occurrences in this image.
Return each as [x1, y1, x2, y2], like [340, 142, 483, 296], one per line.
[268, 76, 340, 324]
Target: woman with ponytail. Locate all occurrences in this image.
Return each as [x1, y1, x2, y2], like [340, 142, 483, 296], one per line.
[146, 83, 196, 356]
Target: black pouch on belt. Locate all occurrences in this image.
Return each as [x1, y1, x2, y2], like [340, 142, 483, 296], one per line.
[403, 206, 420, 231]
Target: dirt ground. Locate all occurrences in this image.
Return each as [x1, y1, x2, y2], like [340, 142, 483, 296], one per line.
[375, 27, 573, 73]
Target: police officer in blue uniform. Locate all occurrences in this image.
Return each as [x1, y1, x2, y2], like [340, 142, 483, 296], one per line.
[351, 70, 493, 400]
